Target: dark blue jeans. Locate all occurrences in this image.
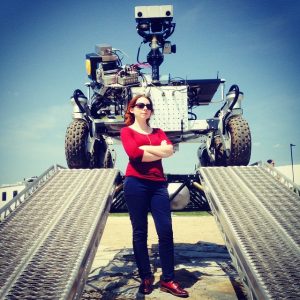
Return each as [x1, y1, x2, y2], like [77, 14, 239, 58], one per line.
[124, 176, 174, 281]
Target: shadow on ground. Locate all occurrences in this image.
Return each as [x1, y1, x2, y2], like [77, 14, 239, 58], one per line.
[81, 242, 247, 299]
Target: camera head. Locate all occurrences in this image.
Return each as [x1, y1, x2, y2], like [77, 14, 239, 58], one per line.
[135, 5, 176, 44]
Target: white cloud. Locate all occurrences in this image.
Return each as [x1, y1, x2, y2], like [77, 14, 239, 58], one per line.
[273, 144, 281, 148]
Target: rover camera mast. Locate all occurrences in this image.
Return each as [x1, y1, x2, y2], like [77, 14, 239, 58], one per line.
[135, 5, 176, 84]
[147, 35, 164, 82]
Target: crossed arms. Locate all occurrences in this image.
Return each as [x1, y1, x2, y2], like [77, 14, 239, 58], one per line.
[139, 140, 173, 162]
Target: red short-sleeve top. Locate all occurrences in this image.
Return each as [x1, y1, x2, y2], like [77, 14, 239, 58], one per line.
[120, 127, 172, 181]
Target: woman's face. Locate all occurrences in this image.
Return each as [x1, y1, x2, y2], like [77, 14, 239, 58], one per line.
[130, 97, 153, 122]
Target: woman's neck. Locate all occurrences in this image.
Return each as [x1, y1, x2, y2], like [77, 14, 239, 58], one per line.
[130, 120, 152, 133]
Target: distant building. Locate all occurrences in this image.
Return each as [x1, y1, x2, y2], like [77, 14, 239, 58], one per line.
[1, 183, 25, 209]
[275, 164, 300, 186]
[0, 176, 37, 210]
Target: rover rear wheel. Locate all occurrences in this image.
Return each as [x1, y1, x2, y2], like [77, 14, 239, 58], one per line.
[92, 138, 115, 168]
[214, 116, 251, 166]
[103, 150, 114, 168]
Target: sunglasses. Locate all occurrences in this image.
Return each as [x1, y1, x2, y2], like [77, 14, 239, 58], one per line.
[134, 103, 153, 110]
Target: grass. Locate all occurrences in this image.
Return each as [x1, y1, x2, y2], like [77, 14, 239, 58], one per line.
[172, 211, 211, 216]
[109, 211, 211, 217]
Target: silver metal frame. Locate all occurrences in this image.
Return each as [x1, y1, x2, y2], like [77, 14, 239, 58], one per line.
[199, 168, 265, 300]
[64, 171, 120, 300]
[0, 168, 120, 299]
[199, 166, 300, 299]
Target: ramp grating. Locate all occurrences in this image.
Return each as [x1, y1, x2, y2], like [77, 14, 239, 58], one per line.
[199, 166, 300, 300]
[0, 168, 119, 300]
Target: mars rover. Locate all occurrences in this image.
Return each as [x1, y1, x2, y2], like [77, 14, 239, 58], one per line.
[65, 5, 251, 173]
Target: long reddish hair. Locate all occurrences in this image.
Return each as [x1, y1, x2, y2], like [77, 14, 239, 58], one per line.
[124, 94, 154, 126]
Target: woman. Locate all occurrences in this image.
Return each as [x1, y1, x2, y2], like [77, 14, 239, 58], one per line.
[120, 94, 189, 298]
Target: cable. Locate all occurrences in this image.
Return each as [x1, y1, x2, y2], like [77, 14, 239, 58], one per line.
[136, 41, 146, 64]
[188, 112, 197, 120]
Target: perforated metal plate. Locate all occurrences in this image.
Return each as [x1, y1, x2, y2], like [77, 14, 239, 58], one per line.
[199, 166, 300, 300]
[131, 86, 188, 131]
[0, 168, 119, 300]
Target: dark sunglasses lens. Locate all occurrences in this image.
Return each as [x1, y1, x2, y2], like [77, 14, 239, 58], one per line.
[135, 103, 152, 110]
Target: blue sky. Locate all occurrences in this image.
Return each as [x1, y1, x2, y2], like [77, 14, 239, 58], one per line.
[0, 0, 299, 184]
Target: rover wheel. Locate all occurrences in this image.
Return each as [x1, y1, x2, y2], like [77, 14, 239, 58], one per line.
[213, 135, 227, 166]
[197, 146, 212, 167]
[103, 150, 114, 168]
[214, 116, 251, 166]
[65, 119, 89, 168]
[89, 139, 103, 168]
[91, 138, 114, 168]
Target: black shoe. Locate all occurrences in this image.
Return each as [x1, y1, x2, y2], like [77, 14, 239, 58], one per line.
[139, 276, 154, 294]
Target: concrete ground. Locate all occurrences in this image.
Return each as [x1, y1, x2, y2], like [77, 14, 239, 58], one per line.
[81, 213, 247, 299]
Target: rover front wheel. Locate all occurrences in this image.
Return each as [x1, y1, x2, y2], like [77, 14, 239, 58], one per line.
[65, 119, 89, 168]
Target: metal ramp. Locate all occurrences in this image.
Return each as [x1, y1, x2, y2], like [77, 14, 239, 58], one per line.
[199, 165, 300, 300]
[0, 166, 120, 300]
